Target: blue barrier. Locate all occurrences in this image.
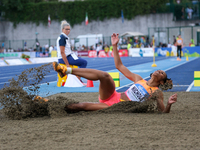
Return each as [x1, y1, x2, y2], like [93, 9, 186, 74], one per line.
[155, 46, 200, 57]
[183, 46, 200, 57]
[155, 47, 171, 56]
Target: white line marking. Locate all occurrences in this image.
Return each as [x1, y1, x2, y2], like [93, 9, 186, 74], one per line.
[23, 81, 57, 88]
[129, 70, 151, 72]
[0, 71, 24, 76]
[37, 81, 57, 86]
[0, 81, 9, 85]
[23, 81, 57, 91]
[116, 58, 198, 91]
[186, 81, 194, 92]
[0, 76, 17, 79]
[173, 85, 189, 87]
[0, 74, 57, 85]
[161, 57, 199, 72]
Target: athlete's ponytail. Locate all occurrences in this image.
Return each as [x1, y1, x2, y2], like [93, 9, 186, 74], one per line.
[159, 78, 173, 91]
[61, 20, 70, 31]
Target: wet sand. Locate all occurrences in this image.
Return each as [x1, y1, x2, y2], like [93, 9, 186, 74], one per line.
[0, 91, 200, 150]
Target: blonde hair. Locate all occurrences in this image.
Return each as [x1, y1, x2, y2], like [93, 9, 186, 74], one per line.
[61, 20, 70, 31]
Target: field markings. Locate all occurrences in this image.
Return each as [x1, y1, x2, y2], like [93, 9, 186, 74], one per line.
[116, 57, 198, 91]
[186, 81, 194, 92]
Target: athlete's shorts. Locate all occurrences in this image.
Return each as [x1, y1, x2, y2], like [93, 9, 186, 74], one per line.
[99, 91, 122, 106]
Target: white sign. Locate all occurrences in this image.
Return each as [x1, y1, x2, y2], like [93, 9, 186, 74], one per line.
[75, 34, 103, 48]
[0, 60, 7, 66]
[171, 45, 177, 56]
[6, 59, 24, 65]
[129, 48, 154, 57]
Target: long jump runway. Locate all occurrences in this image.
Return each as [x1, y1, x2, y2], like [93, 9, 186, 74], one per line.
[0, 57, 199, 97]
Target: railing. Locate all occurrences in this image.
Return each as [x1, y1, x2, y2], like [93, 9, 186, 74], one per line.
[148, 26, 200, 47]
[0, 36, 112, 52]
[173, 2, 200, 21]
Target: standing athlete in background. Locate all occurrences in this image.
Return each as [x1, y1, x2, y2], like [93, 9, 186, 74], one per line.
[56, 20, 87, 81]
[175, 35, 183, 61]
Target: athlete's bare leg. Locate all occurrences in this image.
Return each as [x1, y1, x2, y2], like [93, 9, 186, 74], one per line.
[65, 68, 115, 111]
[53, 62, 115, 111]
[65, 102, 109, 111]
[72, 68, 115, 100]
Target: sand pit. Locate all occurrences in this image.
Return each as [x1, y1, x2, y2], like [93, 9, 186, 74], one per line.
[0, 92, 200, 150]
[0, 64, 200, 149]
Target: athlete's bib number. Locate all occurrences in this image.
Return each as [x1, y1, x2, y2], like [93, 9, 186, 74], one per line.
[126, 84, 149, 102]
[177, 40, 182, 44]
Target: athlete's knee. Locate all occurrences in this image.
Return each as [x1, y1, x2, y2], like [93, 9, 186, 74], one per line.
[99, 72, 110, 79]
[82, 59, 87, 68]
[79, 59, 87, 68]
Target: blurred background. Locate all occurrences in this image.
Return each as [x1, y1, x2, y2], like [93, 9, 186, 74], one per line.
[0, 0, 200, 58]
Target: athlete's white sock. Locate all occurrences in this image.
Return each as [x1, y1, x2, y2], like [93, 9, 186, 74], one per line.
[66, 67, 72, 74]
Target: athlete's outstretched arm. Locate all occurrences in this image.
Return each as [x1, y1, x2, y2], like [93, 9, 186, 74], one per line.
[155, 90, 177, 113]
[111, 33, 142, 83]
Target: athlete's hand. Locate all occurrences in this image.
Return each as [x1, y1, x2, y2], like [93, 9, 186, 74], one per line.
[168, 93, 177, 105]
[111, 33, 119, 46]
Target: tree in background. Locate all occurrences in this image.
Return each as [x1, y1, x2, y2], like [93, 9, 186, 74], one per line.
[1, 0, 171, 27]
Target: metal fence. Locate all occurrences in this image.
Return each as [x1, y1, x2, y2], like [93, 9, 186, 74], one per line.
[1, 27, 200, 52]
[0, 36, 112, 52]
[173, 2, 200, 21]
[0, 39, 55, 52]
[148, 26, 200, 47]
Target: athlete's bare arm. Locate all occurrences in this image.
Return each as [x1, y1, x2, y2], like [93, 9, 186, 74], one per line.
[154, 90, 177, 113]
[111, 33, 143, 83]
[60, 46, 70, 67]
[163, 93, 177, 113]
